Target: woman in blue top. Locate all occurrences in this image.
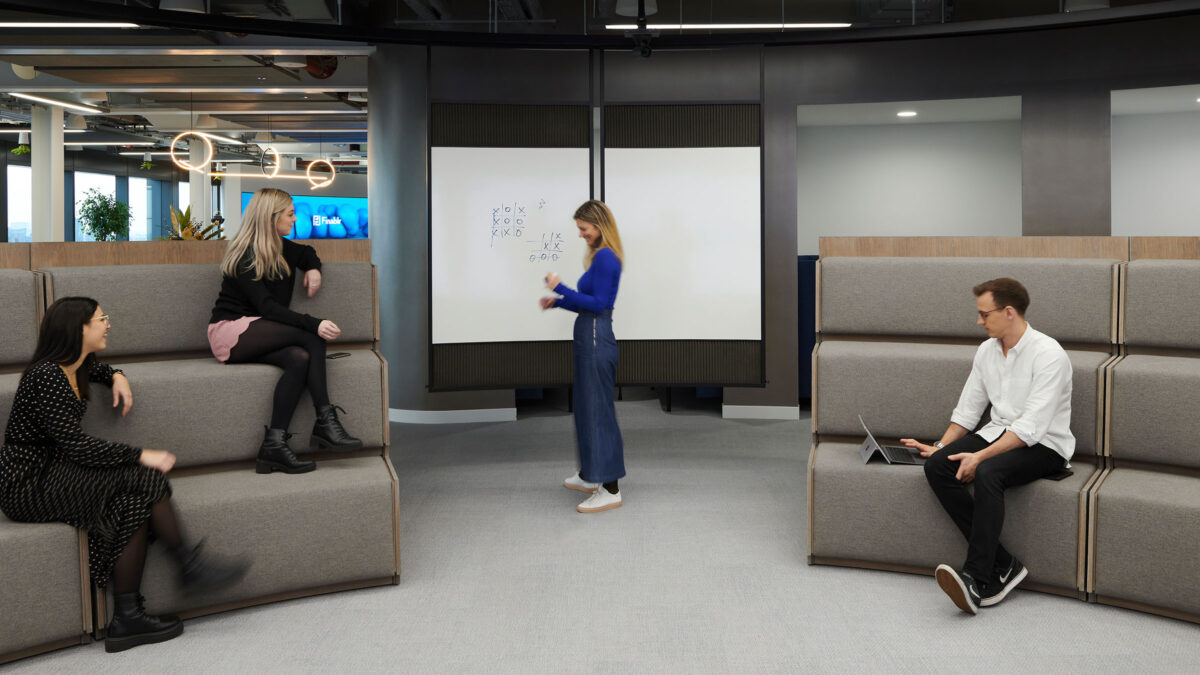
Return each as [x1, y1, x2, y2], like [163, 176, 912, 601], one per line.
[541, 200, 626, 513]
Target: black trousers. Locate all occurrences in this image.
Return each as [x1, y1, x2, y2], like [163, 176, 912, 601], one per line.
[923, 433, 1064, 586]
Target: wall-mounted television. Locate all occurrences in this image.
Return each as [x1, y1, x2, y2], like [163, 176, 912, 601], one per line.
[241, 192, 368, 239]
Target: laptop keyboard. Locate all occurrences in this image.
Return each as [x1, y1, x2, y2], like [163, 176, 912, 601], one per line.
[883, 445, 917, 463]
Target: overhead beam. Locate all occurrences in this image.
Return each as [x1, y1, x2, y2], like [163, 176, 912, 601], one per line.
[7, 85, 367, 93]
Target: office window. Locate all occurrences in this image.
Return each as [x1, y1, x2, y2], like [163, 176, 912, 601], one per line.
[178, 181, 190, 217]
[74, 171, 117, 242]
[128, 176, 150, 241]
[6, 165, 32, 242]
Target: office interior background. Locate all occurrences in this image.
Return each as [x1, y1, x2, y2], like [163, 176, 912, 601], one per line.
[3, 0, 1200, 671]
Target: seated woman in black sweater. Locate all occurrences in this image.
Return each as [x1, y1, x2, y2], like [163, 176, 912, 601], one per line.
[0, 297, 246, 653]
[208, 187, 361, 474]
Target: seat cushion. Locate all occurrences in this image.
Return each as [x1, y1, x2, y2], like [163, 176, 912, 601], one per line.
[0, 516, 86, 658]
[815, 342, 1106, 456]
[820, 257, 1117, 343]
[107, 455, 398, 618]
[1124, 260, 1200, 350]
[81, 351, 386, 469]
[42, 261, 376, 359]
[0, 269, 39, 368]
[1092, 468, 1200, 615]
[1110, 354, 1200, 468]
[810, 441, 1095, 591]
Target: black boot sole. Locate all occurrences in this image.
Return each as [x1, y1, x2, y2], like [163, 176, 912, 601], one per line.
[255, 459, 317, 474]
[310, 435, 363, 452]
[105, 621, 184, 653]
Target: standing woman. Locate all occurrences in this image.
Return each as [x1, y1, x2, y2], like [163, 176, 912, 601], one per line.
[541, 200, 626, 513]
[208, 188, 362, 475]
[0, 297, 246, 653]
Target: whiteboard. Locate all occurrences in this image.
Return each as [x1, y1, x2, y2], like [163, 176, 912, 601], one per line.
[431, 146, 591, 344]
[603, 146, 761, 340]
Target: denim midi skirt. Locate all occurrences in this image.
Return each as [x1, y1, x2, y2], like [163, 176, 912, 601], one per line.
[573, 309, 625, 484]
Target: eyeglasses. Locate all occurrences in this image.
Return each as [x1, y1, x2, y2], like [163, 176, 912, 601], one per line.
[93, 314, 110, 325]
[977, 307, 1005, 320]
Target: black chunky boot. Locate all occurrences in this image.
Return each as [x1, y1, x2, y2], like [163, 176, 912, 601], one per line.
[311, 404, 363, 451]
[173, 540, 250, 595]
[256, 427, 316, 474]
[105, 592, 183, 653]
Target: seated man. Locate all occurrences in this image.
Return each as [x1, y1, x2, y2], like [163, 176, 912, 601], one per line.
[901, 277, 1073, 615]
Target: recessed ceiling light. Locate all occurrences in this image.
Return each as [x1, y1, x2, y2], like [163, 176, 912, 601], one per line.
[897, 111, 918, 117]
[8, 92, 103, 114]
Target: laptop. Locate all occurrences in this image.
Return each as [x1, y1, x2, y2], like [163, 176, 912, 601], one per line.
[858, 415, 925, 465]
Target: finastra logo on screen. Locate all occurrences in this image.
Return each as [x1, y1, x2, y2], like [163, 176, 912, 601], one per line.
[312, 214, 343, 228]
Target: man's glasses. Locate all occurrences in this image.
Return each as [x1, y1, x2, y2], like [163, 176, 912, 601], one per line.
[977, 307, 1004, 320]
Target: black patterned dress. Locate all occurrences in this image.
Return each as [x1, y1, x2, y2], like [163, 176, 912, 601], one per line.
[0, 360, 170, 588]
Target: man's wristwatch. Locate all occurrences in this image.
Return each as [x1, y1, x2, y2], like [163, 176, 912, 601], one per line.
[933, 441, 945, 449]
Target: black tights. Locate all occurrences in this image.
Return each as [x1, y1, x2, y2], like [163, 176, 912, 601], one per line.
[228, 319, 329, 430]
[111, 498, 185, 595]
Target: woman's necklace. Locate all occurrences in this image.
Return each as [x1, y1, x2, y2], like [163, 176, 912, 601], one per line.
[59, 364, 81, 400]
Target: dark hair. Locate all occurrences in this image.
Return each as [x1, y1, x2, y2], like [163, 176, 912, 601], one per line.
[24, 296, 100, 399]
[972, 278, 1029, 316]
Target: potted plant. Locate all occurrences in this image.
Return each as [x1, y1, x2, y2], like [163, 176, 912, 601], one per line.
[77, 189, 131, 242]
[167, 204, 225, 240]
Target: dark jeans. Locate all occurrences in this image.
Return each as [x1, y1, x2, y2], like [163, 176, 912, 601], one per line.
[923, 433, 1064, 586]
[572, 309, 625, 484]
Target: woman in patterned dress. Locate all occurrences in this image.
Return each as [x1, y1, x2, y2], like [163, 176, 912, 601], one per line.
[0, 297, 246, 653]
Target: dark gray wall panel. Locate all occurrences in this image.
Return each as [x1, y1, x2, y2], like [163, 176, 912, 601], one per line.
[1022, 87, 1111, 236]
[602, 46, 762, 103]
[430, 47, 590, 103]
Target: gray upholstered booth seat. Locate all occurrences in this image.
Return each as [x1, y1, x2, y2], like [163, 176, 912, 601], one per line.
[1092, 468, 1200, 620]
[80, 351, 387, 469]
[1109, 354, 1200, 468]
[1123, 259, 1200, 350]
[809, 441, 1096, 595]
[0, 269, 39, 367]
[42, 261, 377, 359]
[0, 517, 89, 664]
[102, 455, 399, 621]
[819, 257, 1118, 342]
[815, 341, 1108, 456]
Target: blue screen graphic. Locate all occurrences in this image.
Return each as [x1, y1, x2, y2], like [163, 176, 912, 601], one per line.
[241, 192, 369, 239]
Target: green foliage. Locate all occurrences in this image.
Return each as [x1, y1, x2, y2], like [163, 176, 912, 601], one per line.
[10, 144, 30, 156]
[77, 189, 131, 242]
[168, 204, 225, 240]
[139, 160, 155, 170]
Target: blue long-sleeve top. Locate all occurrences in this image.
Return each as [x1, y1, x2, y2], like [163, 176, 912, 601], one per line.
[554, 247, 622, 313]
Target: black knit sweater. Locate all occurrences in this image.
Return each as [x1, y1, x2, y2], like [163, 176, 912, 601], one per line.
[209, 238, 323, 334]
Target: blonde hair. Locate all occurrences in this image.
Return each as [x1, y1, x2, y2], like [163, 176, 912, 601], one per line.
[221, 188, 292, 281]
[574, 200, 624, 269]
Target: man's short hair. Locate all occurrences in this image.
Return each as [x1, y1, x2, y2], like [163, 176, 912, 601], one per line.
[973, 277, 1030, 316]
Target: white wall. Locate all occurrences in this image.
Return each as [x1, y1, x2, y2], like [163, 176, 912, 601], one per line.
[796, 121, 1022, 255]
[1112, 111, 1200, 236]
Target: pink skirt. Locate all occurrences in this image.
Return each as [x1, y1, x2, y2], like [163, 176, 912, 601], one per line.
[207, 316, 259, 363]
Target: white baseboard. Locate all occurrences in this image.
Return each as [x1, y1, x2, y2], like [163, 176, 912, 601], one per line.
[721, 404, 801, 420]
[388, 408, 517, 424]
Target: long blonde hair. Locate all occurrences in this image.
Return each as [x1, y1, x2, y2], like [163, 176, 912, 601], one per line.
[221, 187, 292, 281]
[574, 200, 624, 269]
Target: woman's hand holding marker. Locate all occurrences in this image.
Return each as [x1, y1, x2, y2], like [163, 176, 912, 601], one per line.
[544, 272, 560, 291]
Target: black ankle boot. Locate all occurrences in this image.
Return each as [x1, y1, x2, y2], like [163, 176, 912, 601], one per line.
[256, 427, 316, 474]
[105, 592, 183, 653]
[311, 404, 363, 451]
[173, 540, 250, 595]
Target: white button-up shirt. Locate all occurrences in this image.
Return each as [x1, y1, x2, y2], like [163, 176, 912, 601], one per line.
[950, 324, 1074, 462]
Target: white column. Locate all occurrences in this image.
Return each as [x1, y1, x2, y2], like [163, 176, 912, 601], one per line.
[221, 172, 242, 237]
[189, 143, 212, 226]
[31, 105, 64, 242]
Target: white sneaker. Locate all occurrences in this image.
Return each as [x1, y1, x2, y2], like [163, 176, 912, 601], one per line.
[563, 473, 599, 493]
[577, 487, 622, 513]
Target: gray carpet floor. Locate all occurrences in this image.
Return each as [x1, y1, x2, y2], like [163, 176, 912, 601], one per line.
[8, 388, 1200, 673]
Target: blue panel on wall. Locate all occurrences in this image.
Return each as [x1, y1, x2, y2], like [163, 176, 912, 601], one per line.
[241, 192, 369, 240]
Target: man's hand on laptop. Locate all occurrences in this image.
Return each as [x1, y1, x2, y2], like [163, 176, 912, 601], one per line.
[900, 438, 939, 458]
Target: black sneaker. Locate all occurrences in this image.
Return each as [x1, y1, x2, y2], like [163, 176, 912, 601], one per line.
[935, 564, 980, 615]
[980, 556, 1028, 608]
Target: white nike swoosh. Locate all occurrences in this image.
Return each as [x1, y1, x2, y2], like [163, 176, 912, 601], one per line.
[999, 569, 1011, 584]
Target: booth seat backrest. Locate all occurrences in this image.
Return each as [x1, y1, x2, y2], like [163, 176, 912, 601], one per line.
[820, 257, 1118, 344]
[1109, 354, 1200, 468]
[42, 261, 376, 359]
[1123, 260, 1200, 350]
[0, 269, 39, 368]
[815, 341, 1106, 456]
